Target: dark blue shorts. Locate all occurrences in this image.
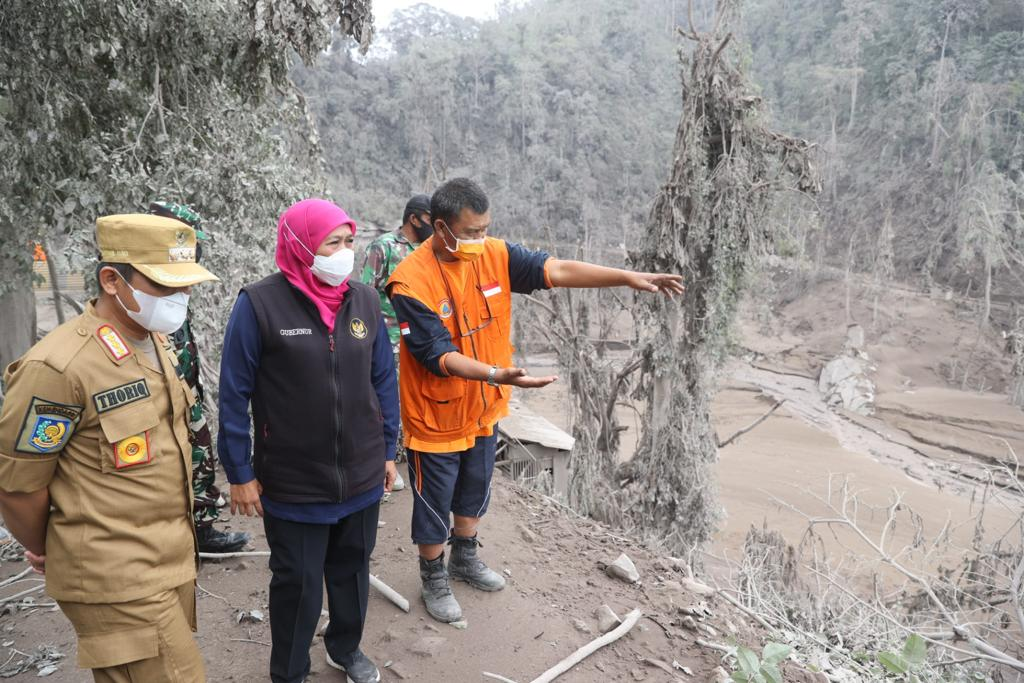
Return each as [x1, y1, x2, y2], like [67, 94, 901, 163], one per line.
[407, 432, 497, 545]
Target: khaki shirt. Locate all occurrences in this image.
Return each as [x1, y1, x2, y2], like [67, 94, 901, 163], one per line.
[0, 302, 197, 603]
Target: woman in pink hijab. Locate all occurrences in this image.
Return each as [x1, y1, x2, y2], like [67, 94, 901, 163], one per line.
[218, 198, 399, 683]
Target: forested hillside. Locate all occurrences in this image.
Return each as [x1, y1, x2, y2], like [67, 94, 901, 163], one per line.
[746, 0, 1024, 294]
[293, 0, 686, 248]
[297, 0, 1024, 300]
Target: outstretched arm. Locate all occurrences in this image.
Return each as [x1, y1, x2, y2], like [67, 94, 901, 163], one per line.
[441, 352, 557, 389]
[389, 287, 557, 389]
[546, 259, 685, 296]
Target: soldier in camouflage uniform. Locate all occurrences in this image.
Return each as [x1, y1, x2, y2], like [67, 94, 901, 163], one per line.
[149, 202, 250, 553]
[361, 195, 433, 480]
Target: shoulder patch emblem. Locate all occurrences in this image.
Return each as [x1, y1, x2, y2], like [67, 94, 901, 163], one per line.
[14, 397, 84, 454]
[93, 379, 150, 413]
[113, 432, 151, 469]
[350, 318, 368, 340]
[96, 325, 132, 362]
[438, 299, 453, 319]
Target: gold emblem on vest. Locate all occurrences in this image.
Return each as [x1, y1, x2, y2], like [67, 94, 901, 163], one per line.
[350, 318, 368, 340]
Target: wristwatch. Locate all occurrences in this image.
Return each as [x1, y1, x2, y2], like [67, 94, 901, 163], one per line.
[486, 366, 500, 387]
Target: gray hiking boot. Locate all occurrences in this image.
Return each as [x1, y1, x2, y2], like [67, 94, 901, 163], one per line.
[325, 648, 380, 683]
[419, 552, 463, 623]
[448, 535, 506, 592]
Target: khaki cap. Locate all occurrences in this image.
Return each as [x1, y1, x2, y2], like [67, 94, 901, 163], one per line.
[96, 214, 219, 287]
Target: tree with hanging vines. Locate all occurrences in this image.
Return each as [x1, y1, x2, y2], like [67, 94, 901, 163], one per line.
[613, 0, 820, 554]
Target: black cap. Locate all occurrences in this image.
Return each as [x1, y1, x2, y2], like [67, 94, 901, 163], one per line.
[403, 194, 432, 223]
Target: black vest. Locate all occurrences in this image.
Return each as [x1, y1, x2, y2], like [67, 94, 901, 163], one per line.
[244, 273, 385, 504]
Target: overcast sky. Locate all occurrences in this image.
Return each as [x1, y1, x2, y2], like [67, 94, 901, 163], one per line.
[372, 0, 501, 27]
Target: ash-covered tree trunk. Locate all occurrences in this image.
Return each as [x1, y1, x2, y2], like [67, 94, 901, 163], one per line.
[616, 0, 819, 554]
[1008, 319, 1024, 410]
[518, 285, 628, 519]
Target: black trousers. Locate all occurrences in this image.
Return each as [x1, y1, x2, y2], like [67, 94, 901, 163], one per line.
[262, 502, 380, 683]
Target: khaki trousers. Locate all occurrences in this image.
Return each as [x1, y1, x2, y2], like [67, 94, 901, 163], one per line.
[57, 581, 204, 683]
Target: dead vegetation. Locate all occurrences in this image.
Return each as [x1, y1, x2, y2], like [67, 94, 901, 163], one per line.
[713, 469, 1024, 680]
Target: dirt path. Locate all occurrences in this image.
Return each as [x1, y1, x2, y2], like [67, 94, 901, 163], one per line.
[0, 479, 785, 682]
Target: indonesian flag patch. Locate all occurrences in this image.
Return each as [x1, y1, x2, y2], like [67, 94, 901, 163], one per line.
[481, 281, 502, 298]
[400, 322, 411, 336]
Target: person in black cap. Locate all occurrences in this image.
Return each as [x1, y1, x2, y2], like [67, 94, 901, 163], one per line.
[360, 195, 433, 354]
[147, 201, 251, 554]
[360, 194, 433, 484]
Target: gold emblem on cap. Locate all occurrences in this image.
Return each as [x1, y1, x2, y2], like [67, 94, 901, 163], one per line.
[175, 230, 187, 246]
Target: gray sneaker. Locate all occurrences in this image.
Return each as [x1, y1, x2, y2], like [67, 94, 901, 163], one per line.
[419, 552, 463, 623]
[325, 648, 380, 683]
[448, 535, 506, 592]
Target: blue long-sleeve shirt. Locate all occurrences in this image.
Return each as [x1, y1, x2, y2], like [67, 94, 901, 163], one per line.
[217, 291, 399, 524]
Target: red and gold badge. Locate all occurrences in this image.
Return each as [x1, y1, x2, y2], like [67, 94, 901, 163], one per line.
[96, 324, 132, 361]
[113, 432, 151, 469]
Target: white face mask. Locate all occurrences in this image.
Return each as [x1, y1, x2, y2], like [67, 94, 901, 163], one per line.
[115, 274, 190, 335]
[285, 220, 355, 287]
[310, 249, 355, 287]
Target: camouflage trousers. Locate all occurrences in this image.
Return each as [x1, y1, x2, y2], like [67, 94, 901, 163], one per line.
[191, 424, 221, 528]
[393, 351, 406, 464]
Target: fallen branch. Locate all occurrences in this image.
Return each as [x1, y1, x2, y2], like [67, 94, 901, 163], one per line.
[229, 638, 270, 647]
[200, 555, 409, 612]
[715, 586, 776, 633]
[717, 399, 785, 448]
[369, 574, 410, 613]
[482, 673, 520, 683]
[0, 567, 33, 588]
[317, 574, 409, 614]
[196, 582, 229, 605]
[529, 608, 642, 683]
[0, 584, 43, 605]
[696, 638, 732, 654]
[199, 551, 270, 559]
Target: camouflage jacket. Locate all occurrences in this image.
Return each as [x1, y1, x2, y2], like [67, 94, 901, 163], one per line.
[360, 229, 418, 350]
[168, 317, 210, 450]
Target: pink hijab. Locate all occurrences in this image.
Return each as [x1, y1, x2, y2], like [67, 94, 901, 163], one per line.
[276, 198, 356, 330]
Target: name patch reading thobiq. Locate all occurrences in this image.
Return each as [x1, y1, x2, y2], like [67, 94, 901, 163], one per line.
[93, 379, 151, 413]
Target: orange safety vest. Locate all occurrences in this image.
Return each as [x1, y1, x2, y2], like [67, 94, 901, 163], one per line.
[388, 236, 515, 453]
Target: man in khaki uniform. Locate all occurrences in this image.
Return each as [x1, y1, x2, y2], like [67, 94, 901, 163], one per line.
[0, 215, 218, 682]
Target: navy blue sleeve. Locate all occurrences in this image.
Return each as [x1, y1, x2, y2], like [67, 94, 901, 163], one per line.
[390, 294, 459, 377]
[506, 242, 551, 294]
[217, 291, 262, 485]
[370, 316, 399, 461]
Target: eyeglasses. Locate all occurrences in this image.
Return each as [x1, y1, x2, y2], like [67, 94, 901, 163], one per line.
[435, 257, 495, 339]
[456, 285, 494, 338]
